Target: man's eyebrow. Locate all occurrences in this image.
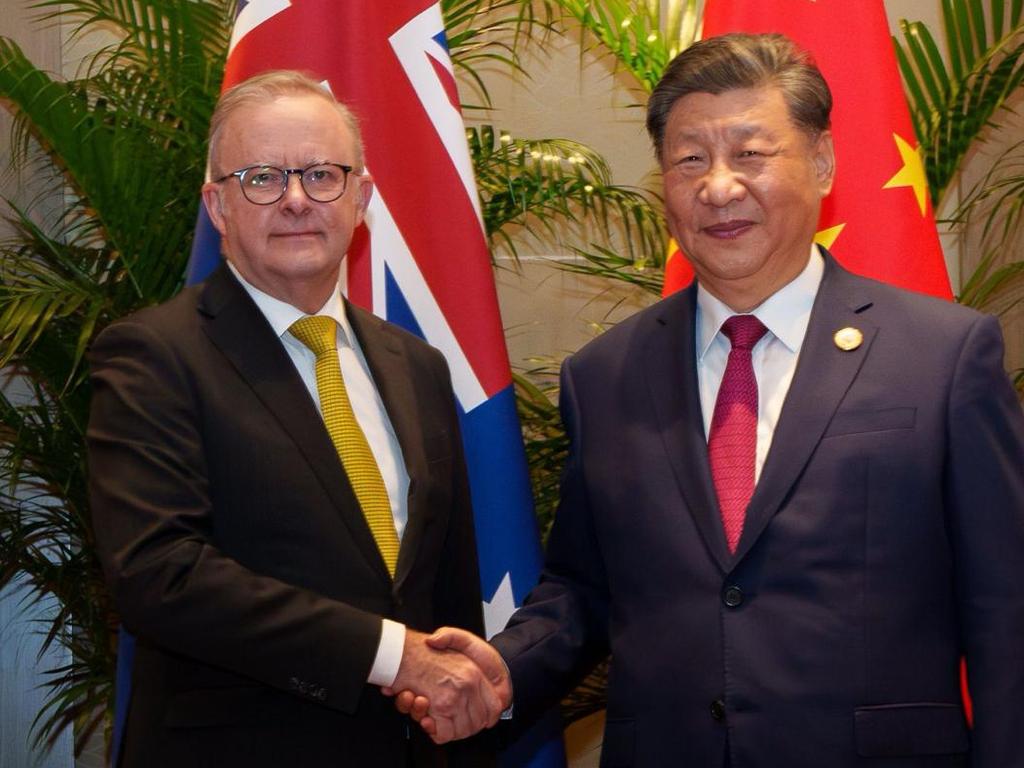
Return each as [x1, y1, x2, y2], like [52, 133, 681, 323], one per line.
[673, 123, 769, 142]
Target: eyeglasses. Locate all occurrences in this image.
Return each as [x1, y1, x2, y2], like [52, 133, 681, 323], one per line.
[214, 163, 354, 205]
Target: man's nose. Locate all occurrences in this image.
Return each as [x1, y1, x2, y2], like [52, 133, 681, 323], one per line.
[698, 162, 747, 207]
[279, 172, 310, 210]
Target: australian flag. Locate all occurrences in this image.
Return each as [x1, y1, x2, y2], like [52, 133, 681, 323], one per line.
[113, 2, 565, 767]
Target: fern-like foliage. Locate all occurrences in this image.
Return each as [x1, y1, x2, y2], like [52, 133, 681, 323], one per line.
[0, 0, 233, 752]
[470, 124, 665, 262]
[442, 0, 554, 107]
[551, 0, 700, 93]
[895, 0, 1024, 208]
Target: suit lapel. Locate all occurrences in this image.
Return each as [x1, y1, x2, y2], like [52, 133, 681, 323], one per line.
[733, 256, 878, 562]
[643, 286, 733, 572]
[198, 265, 391, 585]
[345, 302, 430, 592]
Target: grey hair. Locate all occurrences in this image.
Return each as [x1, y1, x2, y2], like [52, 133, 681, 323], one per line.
[207, 70, 365, 175]
[647, 33, 832, 161]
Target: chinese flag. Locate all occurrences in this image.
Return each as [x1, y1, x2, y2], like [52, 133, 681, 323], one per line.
[662, 237, 695, 296]
[661, 0, 953, 301]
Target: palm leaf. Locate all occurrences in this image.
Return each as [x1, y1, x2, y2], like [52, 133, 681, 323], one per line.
[470, 124, 665, 261]
[944, 136, 1024, 312]
[551, 0, 699, 93]
[513, 368, 565, 541]
[559, 243, 665, 295]
[0, 0, 233, 755]
[895, 1, 1024, 207]
[442, 0, 553, 108]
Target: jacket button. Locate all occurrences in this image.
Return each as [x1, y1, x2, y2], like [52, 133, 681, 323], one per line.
[710, 699, 726, 721]
[723, 585, 744, 608]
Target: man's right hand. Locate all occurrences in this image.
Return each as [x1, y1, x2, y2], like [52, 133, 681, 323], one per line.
[385, 628, 509, 743]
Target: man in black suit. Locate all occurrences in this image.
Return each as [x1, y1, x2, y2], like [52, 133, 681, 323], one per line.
[88, 70, 507, 767]
[399, 33, 1024, 767]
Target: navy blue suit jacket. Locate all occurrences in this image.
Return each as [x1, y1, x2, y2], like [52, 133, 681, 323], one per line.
[492, 255, 1024, 767]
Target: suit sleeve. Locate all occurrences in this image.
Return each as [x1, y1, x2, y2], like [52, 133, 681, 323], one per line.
[87, 318, 382, 714]
[429, 350, 486, 637]
[490, 356, 611, 727]
[945, 314, 1024, 767]
[419, 350, 500, 767]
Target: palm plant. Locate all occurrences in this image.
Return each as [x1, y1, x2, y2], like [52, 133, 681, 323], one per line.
[896, 1, 1024, 392]
[0, 0, 231, 751]
[553, 0, 701, 91]
[470, 125, 663, 259]
[895, 0, 1024, 364]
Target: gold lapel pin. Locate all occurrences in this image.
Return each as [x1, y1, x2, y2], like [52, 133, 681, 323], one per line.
[833, 327, 863, 351]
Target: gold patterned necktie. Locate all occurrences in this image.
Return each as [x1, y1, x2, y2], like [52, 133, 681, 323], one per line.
[289, 315, 399, 576]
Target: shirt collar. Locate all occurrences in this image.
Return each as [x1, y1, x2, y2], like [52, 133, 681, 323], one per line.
[696, 245, 825, 359]
[227, 261, 355, 347]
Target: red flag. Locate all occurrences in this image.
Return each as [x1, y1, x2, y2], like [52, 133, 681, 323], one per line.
[662, 0, 952, 300]
[662, 237, 695, 297]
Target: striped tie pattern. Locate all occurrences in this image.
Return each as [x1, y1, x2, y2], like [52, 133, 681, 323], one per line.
[290, 316, 399, 576]
[708, 315, 768, 554]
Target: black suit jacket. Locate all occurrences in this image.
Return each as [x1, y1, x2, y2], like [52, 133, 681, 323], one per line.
[492, 255, 1024, 768]
[88, 264, 495, 767]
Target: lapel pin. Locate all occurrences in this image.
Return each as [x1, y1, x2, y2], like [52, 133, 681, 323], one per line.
[833, 327, 863, 351]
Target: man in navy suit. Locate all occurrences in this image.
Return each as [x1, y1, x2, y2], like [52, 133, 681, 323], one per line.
[398, 33, 1024, 767]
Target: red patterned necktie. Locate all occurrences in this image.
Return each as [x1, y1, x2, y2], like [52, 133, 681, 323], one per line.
[708, 315, 768, 554]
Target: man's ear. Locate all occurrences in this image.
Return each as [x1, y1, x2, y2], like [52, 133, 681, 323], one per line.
[354, 173, 374, 226]
[201, 183, 229, 235]
[813, 130, 836, 197]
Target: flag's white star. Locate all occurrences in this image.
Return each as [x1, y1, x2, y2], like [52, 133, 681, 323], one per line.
[483, 572, 518, 639]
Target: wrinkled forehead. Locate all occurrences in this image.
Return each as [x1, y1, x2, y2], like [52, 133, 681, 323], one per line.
[664, 87, 800, 141]
[213, 94, 358, 169]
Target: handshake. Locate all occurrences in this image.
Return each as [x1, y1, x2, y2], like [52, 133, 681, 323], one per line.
[383, 627, 511, 744]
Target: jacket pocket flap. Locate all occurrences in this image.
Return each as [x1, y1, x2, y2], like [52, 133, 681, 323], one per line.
[855, 703, 968, 757]
[825, 407, 916, 438]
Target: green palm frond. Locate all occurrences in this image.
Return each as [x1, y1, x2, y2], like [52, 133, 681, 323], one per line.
[0, 0, 233, 755]
[0, 205, 113, 377]
[0, 369, 112, 753]
[552, 0, 699, 92]
[513, 369, 565, 541]
[469, 124, 665, 260]
[0, 10, 225, 303]
[949, 137, 1024, 310]
[442, 0, 553, 108]
[895, 1, 1024, 207]
[559, 243, 665, 295]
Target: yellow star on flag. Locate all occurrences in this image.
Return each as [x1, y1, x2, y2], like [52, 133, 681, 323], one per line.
[814, 223, 845, 250]
[883, 133, 929, 216]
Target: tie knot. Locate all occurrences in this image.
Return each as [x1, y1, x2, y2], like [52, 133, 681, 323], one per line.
[721, 315, 768, 351]
[290, 315, 337, 357]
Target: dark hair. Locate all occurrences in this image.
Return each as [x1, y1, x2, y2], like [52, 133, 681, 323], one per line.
[647, 33, 832, 161]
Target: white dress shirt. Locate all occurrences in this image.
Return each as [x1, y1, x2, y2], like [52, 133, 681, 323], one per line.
[229, 263, 406, 687]
[696, 247, 825, 481]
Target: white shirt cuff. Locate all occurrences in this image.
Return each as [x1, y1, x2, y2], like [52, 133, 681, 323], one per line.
[367, 619, 406, 687]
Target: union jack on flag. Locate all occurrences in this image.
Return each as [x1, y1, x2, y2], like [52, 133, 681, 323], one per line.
[121, 1, 563, 766]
